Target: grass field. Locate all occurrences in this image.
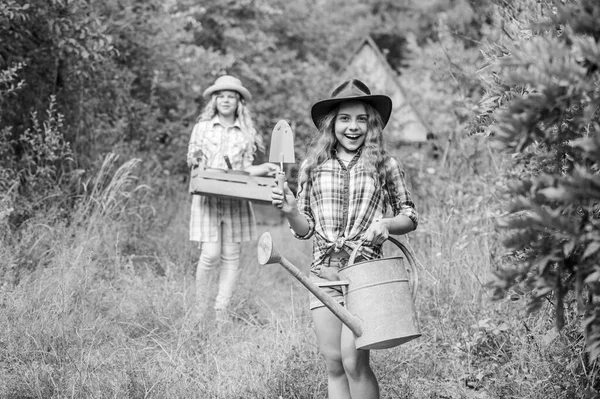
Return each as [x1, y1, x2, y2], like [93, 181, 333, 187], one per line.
[0, 144, 591, 398]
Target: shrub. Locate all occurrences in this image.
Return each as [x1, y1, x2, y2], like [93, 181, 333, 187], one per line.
[478, 0, 600, 375]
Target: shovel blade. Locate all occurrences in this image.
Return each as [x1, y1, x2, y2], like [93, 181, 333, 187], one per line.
[268, 120, 295, 164]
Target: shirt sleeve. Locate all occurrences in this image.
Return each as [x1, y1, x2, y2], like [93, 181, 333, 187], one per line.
[386, 157, 418, 229]
[187, 121, 205, 167]
[241, 129, 256, 169]
[291, 164, 315, 240]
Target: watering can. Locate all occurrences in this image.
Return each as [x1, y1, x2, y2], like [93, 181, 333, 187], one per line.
[257, 232, 421, 350]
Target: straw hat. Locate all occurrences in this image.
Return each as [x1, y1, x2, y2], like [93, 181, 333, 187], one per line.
[202, 75, 252, 101]
[310, 79, 392, 129]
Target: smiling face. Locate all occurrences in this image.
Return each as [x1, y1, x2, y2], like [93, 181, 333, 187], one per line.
[215, 90, 240, 118]
[334, 101, 368, 156]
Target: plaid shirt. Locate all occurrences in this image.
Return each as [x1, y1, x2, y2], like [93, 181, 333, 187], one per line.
[294, 152, 418, 270]
[188, 117, 257, 243]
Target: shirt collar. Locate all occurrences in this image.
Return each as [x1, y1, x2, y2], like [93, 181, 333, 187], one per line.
[333, 146, 362, 159]
[211, 115, 241, 129]
[333, 147, 362, 168]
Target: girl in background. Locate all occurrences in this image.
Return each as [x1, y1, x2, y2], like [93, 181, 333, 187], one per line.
[271, 79, 418, 398]
[188, 75, 277, 322]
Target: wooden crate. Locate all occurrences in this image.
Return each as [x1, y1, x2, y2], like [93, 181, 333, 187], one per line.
[189, 167, 275, 204]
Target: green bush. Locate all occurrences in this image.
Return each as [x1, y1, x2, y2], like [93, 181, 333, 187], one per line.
[479, 0, 600, 372]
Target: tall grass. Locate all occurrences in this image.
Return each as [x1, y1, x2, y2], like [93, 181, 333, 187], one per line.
[0, 141, 592, 398]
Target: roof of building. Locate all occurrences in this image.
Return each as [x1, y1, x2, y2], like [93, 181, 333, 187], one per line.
[340, 36, 431, 143]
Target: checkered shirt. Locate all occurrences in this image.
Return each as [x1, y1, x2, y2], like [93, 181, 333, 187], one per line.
[294, 153, 418, 269]
[188, 117, 257, 243]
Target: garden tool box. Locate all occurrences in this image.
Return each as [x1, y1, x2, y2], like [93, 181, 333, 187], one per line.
[189, 165, 275, 204]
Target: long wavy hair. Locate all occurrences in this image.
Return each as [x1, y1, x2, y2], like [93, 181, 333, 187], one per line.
[196, 91, 265, 153]
[299, 101, 394, 207]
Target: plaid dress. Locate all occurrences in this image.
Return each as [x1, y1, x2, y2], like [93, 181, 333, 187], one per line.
[187, 116, 257, 243]
[294, 152, 418, 270]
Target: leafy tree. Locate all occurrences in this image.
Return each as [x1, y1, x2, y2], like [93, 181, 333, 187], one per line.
[0, 2, 87, 226]
[0, 0, 116, 152]
[479, 0, 600, 367]
[0, 68, 76, 227]
[1, 0, 498, 229]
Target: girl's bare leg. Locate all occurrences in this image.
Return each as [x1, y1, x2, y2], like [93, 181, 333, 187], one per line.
[312, 307, 350, 399]
[341, 326, 379, 399]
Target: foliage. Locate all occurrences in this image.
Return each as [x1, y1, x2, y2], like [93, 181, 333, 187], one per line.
[3, 143, 593, 398]
[1, 0, 499, 209]
[0, 65, 76, 229]
[478, 0, 600, 369]
[0, 0, 116, 150]
[4, 0, 600, 396]
[0, 62, 24, 236]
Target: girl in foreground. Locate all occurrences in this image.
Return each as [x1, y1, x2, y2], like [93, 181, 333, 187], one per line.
[271, 79, 418, 398]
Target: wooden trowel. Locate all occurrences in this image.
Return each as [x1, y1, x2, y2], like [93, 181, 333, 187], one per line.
[269, 120, 295, 191]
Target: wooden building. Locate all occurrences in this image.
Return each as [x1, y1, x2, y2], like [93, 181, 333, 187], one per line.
[340, 36, 431, 145]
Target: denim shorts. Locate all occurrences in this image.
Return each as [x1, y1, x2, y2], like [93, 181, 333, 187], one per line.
[308, 255, 366, 310]
[308, 257, 348, 310]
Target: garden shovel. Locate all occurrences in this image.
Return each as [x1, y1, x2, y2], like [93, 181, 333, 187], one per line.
[269, 120, 295, 190]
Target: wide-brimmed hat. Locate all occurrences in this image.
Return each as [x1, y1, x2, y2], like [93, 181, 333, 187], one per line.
[203, 75, 252, 101]
[310, 79, 392, 129]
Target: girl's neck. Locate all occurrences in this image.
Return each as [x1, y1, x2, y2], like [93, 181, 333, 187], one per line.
[335, 145, 361, 161]
[219, 114, 236, 127]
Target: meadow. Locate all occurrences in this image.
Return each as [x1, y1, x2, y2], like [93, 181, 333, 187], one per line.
[0, 138, 589, 399]
[2, 0, 598, 397]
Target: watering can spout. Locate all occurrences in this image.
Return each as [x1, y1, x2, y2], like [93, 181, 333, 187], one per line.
[258, 232, 363, 337]
[257, 231, 284, 265]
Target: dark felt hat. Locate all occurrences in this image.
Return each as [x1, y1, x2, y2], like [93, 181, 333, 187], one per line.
[310, 79, 392, 129]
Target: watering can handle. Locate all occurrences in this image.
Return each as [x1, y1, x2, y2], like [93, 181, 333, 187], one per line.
[348, 236, 419, 300]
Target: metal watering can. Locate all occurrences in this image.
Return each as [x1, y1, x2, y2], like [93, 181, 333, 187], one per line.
[257, 232, 421, 350]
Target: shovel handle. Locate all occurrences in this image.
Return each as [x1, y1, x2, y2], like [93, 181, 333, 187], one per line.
[275, 171, 285, 191]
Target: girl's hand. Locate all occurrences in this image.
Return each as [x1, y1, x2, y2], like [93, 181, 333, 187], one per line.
[188, 158, 202, 168]
[313, 265, 340, 281]
[362, 219, 389, 246]
[271, 181, 297, 214]
[246, 162, 279, 176]
[188, 149, 204, 167]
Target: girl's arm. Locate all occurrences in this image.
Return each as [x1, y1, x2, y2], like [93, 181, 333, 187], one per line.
[284, 207, 310, 237]
[242, 132, 279, 176]
[272, 182, 311, 237]
[362, 215, 415, 246]
[379, 215, 415, 235]
[187, 122, 205, 167]
[245, 163, 279, 176]
[363, 157, 418, 245]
